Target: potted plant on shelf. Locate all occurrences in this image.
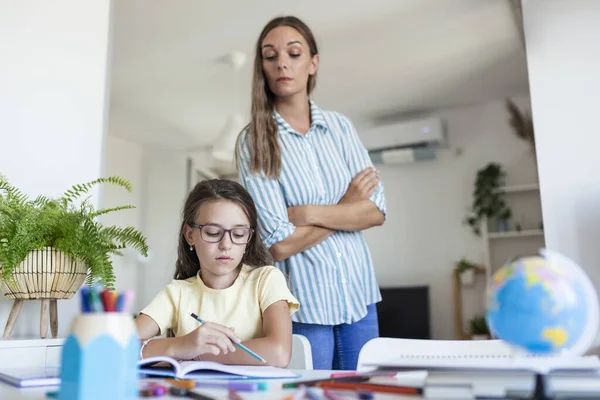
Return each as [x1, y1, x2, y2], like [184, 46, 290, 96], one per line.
[0, 175, 148, 339]
[468, 315, 491, 340]
[464, 163, 512, 236]
[455, 258, 478, 286]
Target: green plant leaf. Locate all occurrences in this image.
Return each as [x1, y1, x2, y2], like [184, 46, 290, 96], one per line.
[0, 175, 148, 290]
[469, 315, 491, 335]
[464, 163, 512, 236]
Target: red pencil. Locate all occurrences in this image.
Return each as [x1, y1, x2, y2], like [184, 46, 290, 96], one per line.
[330, 371, 358, 379]
[100, 290, 110, 312]
[318, 381, 422, 395]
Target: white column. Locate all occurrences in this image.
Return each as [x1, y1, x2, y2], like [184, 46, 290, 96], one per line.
[0, 0, 113, 337]
[522, 0, 600, 345]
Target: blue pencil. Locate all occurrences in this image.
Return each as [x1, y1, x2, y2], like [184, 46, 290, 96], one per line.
[189, 313, 267, 364]
[80, 287, 90, 313]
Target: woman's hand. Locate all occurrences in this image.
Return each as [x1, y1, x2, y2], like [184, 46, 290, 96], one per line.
[340, 167, 379, 204]
[287, 205, 311, 226]
[286, 167, 379, 227]
[173, 322, 241, 361]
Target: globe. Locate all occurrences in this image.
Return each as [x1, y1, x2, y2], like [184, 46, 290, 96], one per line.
[486, 248, 599, 356]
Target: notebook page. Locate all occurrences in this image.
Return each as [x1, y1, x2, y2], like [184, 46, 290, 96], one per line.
[178, 361, 299, 379]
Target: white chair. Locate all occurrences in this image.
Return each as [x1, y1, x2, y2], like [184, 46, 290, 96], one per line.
[288, 334, 313, 370]
[357, 337, 514, 372]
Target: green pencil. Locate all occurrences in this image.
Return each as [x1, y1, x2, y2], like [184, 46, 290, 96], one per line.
[190, 313, 267, 364]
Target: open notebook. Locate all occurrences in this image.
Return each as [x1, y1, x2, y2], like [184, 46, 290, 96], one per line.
[138, 356, 299, 380]
[366, 354, 600, 375]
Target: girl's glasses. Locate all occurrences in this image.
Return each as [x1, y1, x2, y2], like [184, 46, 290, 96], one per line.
[189, 223, 253, 245]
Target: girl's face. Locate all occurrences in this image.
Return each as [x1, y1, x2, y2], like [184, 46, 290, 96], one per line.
[261, 26, 319, 100]
[184, 200, 252, 288]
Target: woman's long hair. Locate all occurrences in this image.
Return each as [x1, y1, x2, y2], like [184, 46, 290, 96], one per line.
[235, 16, 319, 179]
[174, 179, 273, 280]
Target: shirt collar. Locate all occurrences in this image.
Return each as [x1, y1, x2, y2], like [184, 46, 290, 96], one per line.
[273, 99, 328, 136]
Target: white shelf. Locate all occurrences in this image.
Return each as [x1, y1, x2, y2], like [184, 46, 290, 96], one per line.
[0, 337, 64, 348]
[488, 229, 545, 239]
[498, 183, 540, 193]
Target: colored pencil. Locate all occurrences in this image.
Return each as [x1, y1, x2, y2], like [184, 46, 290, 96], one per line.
[282, 375, 369, 389]
[81, 286, 134, 313]
[190, 313, 267, 364]
[318, 381, 422, 395]
[196, 381, 259, 392]
[282, 385, 307, 400]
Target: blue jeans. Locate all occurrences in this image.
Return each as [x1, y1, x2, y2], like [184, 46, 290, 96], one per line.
[292, 304, 379, 370]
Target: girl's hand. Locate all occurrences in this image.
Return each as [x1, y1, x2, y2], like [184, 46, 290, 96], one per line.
[174, 322, 241, 360]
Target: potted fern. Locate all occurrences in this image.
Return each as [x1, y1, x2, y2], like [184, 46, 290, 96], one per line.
[0, 175, 148, 338]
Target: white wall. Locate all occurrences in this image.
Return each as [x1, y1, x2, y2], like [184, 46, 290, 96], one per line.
[523, 0, 600, 346]
[101, 136, 143, 309]
[0, 0, 112, 337]
[362, 95, 537, 339]
[136, 147, 189, 311]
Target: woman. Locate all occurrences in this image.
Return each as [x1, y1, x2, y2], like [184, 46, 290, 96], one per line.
[236, 15, 386, 370]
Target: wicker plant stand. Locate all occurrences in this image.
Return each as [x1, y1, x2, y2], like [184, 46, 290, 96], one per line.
[1, 248, 87, 339]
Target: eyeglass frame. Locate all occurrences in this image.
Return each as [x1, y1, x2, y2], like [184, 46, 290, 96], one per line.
[189, 223, 254, 245]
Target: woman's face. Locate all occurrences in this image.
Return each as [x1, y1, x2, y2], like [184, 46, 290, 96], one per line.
[261, 26, 319, 99]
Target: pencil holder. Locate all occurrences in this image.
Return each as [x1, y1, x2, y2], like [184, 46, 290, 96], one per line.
[58, 313, 140, 400]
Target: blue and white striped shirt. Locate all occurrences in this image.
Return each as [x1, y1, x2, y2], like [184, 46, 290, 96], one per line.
[237, 101, 386, 325]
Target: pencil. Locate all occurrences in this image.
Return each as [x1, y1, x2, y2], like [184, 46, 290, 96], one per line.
[169, 387, 216, 400]
[323, 389, 345, 400]
[282, 376, 369, 389]
[189, 313, 267, 364]
[282, 385, 307, 400]
[318, 382, 422, 395]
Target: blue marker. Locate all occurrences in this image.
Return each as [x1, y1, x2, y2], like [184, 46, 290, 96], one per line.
[80, 287, 90, 313]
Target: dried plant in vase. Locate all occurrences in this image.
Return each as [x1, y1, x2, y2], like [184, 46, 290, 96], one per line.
[506, 98, 535, 156]
[0, 175, 148, 338]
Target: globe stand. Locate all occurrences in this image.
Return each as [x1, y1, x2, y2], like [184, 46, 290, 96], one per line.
[533, 373, 550, 400]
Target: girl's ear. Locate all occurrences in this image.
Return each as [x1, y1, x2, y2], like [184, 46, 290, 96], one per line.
[184, 224, 194, 245]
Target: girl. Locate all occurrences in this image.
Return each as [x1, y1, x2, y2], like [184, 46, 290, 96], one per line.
[135, 179, 299, 368]
[236, 16, 387, 370]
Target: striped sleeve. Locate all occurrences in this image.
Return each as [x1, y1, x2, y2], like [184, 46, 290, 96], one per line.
[237, 131, 296, 248]
[338, 114, 387, 217]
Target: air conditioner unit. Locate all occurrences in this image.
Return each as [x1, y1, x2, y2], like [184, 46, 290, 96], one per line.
[360, 117, 444, 164]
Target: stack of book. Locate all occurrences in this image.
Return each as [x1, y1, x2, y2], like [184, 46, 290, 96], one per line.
[364, 354, 600, 398]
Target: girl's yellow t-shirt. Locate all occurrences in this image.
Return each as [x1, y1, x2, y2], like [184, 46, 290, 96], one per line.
[140, 265, 299, 341]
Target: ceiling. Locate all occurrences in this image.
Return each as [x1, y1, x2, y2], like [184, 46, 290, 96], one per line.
[107, 0, 530, 154]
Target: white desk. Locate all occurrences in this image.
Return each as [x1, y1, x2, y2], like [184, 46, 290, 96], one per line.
[0, 370, 412, 399]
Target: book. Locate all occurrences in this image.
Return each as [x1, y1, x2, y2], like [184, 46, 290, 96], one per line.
[366, 355, 600, 398]
[367, 354, 600, 374]
[137, 356, 300, 380]
[0, 367, 60, 388]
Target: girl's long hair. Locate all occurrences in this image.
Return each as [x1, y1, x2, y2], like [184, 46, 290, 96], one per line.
[174, 179, 273, 280]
